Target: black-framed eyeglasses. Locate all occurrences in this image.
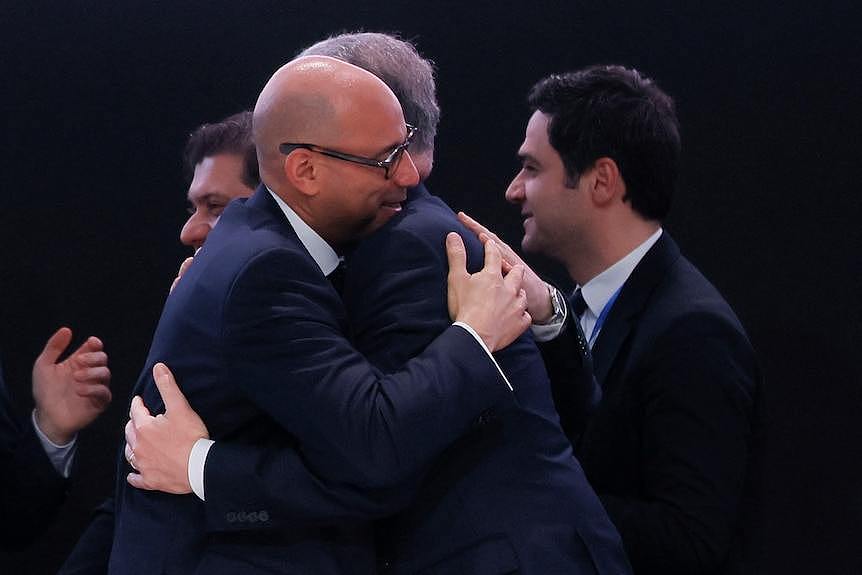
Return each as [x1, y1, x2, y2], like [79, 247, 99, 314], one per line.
[279, 124, 418, 180]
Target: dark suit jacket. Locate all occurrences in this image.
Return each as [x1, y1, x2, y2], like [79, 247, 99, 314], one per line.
[542, 232, 759, 575]
[340, 185, 631, 575]
[0, 359, 67, 550]
[95, 186, 512, 575]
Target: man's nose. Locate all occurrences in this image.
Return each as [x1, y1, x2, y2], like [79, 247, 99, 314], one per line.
[392, 151, 421, 187]
[505, 173, 525, 204]
[179, 211, 210, 250]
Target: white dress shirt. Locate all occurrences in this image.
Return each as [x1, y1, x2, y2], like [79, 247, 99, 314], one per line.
[531, 228, 663, 348]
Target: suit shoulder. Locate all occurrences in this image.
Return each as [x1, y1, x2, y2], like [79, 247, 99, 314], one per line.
[650, 255, 748, 334]
[358, 194, 487, 273]
[634, 257, 758, 379]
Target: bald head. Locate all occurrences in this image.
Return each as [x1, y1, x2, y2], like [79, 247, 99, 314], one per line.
[251, 55, 419, 246]
[253, 55, 405, 189]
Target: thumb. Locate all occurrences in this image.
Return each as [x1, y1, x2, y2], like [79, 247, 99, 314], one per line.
[445, 232, 468, 279]
[37, 327, 73, 365]
[152, 362, 191, 413]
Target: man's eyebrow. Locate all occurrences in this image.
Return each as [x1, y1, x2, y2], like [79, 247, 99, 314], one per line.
[374, 126, 411, 157]
[518, 152, 540, 166]
[187, 191, 231, 203]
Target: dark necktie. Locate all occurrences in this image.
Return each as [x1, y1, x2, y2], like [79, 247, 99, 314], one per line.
[571, 288, 588, 319]
[569, 288, 592, 359]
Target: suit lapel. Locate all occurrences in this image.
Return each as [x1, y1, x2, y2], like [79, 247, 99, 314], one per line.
[591, 233, 681, 385]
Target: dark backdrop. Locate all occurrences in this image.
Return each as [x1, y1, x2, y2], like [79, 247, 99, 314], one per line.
[1, 1, 860, 573]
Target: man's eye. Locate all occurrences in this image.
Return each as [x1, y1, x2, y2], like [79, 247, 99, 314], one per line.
[207, 203, 226, 216]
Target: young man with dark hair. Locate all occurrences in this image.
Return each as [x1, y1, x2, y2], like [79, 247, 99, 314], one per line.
[463, 65, 760, 574]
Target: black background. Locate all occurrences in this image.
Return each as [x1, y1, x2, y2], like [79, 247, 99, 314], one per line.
[1, 1, 860, 573]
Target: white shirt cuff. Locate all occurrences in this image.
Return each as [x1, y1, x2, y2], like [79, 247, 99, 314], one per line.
[531, 317, 566, 342]
[530, 286, 568, 342]
[189, 437, 215, 501]
[31, 409, 77, 478]
[452, 322, 513, 391]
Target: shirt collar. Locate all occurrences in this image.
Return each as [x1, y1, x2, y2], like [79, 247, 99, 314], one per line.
[579, 228, 663, 317]
[267, 187, 341, 276]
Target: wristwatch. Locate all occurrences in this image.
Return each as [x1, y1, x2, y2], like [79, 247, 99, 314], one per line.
[534, 284, 567, 325]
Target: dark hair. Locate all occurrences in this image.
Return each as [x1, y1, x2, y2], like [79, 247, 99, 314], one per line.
[528, 65, 680, 221]
[183, 110, 259, 188]
[299, 32, 440, 154]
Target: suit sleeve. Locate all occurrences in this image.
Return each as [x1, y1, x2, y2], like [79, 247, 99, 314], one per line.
[202, 244, 510, 530]
[203, 439, 416, 531]
[343, 225, 457, 370]
[0, 365, 67, 550]
[597, 315, 757, 574]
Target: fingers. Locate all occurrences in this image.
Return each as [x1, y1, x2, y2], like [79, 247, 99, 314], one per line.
[460, 211, 506, 247]
[75, 382, 112, 406]
[127, 472, 149, 490]
[170, 256, 195, 293]
[67, 337, 105, 366]
[497, 249, 514, 275]
[36, 327, 73, 365]
[178, 256, 194, 276]
[125, 418, 138, 452]
[502, 264, 525, 295]
[445, 232, 468, 279]
[73, 365, 111, 384]
[76, 336, 105, 353]
[519, 289, 532, 324]
[129, 395, 151, 429]
[152, 363, 190, 413]
[458, 211, 493, 239]
[125, 449, 155, 490]
[460, 211, 525, 269]
[72, 350, 109, 368]
[482, 239, 502, 275]
[124, 442, 137, 469]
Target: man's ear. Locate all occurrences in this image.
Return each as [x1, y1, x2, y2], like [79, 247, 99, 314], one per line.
[283, 149, 319, 197]
[590, 157, 623, 206]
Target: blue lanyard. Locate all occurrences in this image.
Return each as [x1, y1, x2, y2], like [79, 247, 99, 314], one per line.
[586, 286, 623, 347]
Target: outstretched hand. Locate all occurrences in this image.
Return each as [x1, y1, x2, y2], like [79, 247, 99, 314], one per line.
[32, 327, 111, 445]
[458, 211, 554, 322]
[125, 362, 209, 494]
[446, 232, 530, 352]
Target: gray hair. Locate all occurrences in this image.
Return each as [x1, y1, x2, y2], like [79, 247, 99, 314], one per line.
[299, 32, 440, 153]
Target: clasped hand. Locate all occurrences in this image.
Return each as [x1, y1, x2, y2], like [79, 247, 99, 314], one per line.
[125, 363, 209, 495]
[445, 232, 530, 352]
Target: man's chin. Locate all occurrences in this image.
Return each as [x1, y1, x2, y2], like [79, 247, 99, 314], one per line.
[520, 233, 538, 254]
